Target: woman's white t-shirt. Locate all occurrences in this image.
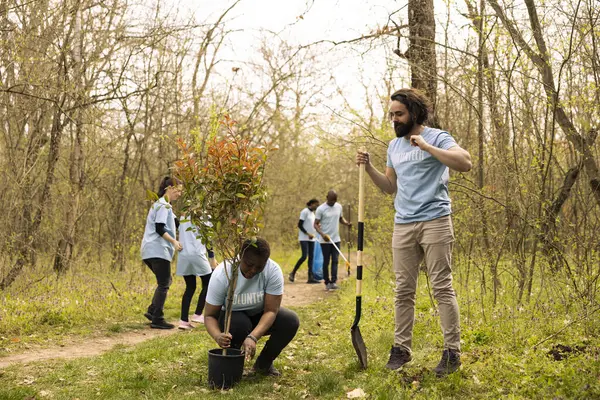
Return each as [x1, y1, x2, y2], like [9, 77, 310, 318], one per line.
[140, 197, 176, 261]
[206, 258, 284, 316]
[298, 207, 316, 242]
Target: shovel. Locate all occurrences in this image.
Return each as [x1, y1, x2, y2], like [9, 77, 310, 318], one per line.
[351, 151, 367, 369]
[329, 240, 351, 275]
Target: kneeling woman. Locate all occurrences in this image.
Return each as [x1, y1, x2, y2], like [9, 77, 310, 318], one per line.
[204, 238, 299, 376]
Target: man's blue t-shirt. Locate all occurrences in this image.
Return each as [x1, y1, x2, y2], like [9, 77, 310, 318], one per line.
[386, 127, 458, 224]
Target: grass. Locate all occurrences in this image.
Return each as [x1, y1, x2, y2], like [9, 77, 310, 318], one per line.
[1, 247, 600, 399]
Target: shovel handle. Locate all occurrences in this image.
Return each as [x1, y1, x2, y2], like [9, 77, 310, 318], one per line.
[352, 148, 366, 328]
[357, 148, 365, 288]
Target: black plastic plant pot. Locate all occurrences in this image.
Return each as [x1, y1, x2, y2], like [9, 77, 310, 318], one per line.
[207, 348, 245, 389]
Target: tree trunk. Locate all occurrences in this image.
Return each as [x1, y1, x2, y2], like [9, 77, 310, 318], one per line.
[55, 2, 85, 273]
[408, 0, 439, 127]
[474, 0, 497, 304]
[1, 105, 67, 289]
[54, 117, 85, 273]
[110, 124, 134, 271]
[540, 164, 581, 273]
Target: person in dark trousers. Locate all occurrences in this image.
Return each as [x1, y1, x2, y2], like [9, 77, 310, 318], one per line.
[176, 219, 218, 329]
[204, 238, 300, 377]
[289, 198, 320, 284]
[314, 190, 352, 291]
[140, 177, 183, 329]
[356, 88, 472, 377]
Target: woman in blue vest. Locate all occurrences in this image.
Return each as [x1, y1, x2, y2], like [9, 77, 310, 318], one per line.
[140, 177, 183, 329]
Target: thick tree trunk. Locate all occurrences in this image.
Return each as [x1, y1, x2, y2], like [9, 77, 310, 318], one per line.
[408, 0, 439, 127]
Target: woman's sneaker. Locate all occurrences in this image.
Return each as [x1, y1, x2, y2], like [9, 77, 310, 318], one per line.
[178, 320, 194, 330]
[190, 314, 204, 324]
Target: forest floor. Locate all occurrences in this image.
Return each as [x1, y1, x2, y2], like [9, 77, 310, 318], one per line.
[1, 250, 599, 399]
[0, 267, 332, 370]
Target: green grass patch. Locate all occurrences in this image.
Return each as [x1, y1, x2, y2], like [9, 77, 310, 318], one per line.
[1, 248, 599, 399]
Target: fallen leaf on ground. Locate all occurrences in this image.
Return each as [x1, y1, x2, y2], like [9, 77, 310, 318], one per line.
[347, 388, 366, 398]
[21, 376, 35, 385]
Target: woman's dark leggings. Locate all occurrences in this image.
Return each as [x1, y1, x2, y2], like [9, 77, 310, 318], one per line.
[181, 273, 211, 322]
[219, 308, 300, 369]
[292, 240, 315, 275]
[143, 258, 172, 322]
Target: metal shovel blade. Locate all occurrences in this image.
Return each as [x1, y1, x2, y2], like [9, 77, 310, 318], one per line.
[351, 325, 367, 369]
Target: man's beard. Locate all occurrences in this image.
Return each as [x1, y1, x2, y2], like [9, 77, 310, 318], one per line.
[394, 120, 414, 138]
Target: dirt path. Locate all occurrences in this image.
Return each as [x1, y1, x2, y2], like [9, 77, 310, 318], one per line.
[0, 329, 178, 369]
[0, 272, 335, 369]
[281, 270, 330, 308]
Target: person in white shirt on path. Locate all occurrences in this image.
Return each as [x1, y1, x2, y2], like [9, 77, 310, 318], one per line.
[314, 190, 352, 291]
[289, 198, 320, 284]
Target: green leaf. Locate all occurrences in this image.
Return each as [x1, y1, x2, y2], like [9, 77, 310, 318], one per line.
[235, 193, 247, 198]
[146, 190, 159, 201]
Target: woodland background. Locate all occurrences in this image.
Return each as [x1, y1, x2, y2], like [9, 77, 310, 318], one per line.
[2, 0, 599, 308]
[1, 1, 600, 398]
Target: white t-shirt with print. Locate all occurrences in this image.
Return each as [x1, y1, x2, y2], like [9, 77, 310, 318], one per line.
[206, 258, 284, 316]
[386, 127, 458, 223]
